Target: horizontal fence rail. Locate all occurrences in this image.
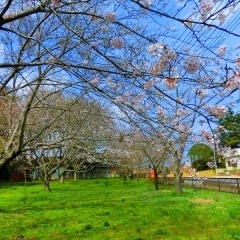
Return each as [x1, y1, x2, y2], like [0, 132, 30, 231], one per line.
[158, 177, 240, 194]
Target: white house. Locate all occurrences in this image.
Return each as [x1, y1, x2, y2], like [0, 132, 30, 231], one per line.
[224, 148, 240, 170]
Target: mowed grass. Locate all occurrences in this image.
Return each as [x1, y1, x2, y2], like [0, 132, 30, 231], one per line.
[0, 178, 240, 240]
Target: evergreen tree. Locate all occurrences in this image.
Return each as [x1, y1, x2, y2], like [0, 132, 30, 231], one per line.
[219, 109, 240, 149]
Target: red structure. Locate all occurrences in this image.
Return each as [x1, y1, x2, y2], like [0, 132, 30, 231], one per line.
[12, 171, 25, 181]
[149, 169, 156, 179]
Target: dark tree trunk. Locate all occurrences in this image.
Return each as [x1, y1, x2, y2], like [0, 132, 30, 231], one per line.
[137, 172, 140, 182]
[8, 168, 14, 186]
[153, 169, 159, 190]
[122, 170, 127, 181]
[129, 171, 134, 180]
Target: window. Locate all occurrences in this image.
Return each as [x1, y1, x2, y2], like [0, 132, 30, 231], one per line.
[227, 161, 237, 167]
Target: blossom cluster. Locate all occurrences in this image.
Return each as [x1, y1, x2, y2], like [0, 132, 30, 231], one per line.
[176, 108, 188, 116]
[225, 72, 240, 91]
[183, 56, 200, 74]
[132, 93, 145, 105]
[236, 58, 240, 69]
[200, 131, 219, 154]
[164, 77, 178, 89]
[217, 45, 227, 57]
[111, 37, 124, 49]
[114, 92, 132, 104]
[200, 0, 213, 14]
[207, 161, 217, 169]
[217, 125, 226, 133]
[157, 107, 166, 118]
[104, 12, 123, 49]
[196, 89, 208, 99]
[90, 75, 99, 85]
[105, 12, 116, 22]
[177, 123, 192, 134]
[147, 43, 177, 75]
[200, 129, 212, 141]
[218, 12, 226, 25]
[144, 80, 155, 90]
[206, 105, 228, 119]
[51, 0, 60, 7]
[106, 77, 117, 89]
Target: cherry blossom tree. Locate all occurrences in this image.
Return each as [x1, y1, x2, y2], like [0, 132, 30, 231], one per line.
[24, 92, 113, 190]
[111, 133, 148, 180]
[140, 134, 170, 190]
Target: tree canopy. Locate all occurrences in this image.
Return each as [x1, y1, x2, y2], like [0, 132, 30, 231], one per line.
[218, 109, 240, 149]
[188, 143, 214, 171]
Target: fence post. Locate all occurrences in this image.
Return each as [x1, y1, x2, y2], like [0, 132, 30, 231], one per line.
[237, 178, 240, 194]
[218, 178, 220, 192]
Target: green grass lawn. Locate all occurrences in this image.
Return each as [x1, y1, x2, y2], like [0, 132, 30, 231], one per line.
[0, 178, 240, 240]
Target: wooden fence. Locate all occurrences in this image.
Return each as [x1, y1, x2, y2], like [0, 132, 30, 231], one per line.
[158, 177, 240, 194]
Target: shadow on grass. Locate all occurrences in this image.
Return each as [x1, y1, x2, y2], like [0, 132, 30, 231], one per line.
[0, 180, 42, 188]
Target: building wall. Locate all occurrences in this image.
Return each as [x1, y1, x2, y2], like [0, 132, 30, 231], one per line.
[224, 148, 240, 170]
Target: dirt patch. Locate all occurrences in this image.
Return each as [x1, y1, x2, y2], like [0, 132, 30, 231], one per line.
[191, 198, 215, 204]
[160, 189, 171, 192]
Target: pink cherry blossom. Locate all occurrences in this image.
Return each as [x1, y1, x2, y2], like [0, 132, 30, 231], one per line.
[82, 60, 89, 65]
[111, 37, 124, 49]
[90, 75, 99, 85]
[122, 92, 130, 101]
[106, 77, 116, 89]
[105, 12, 116, 23]
[132, 93, 144, 105]
[200, 129, 213, 141]
[51, 0, 60, 7]
[225, 78, 240, 91]
[164, 77, 178, 89]
[200, 0, 213, 14]
[157, 107, 166, 117]
[196, 89, 208, 99]
[158, 55, 169, 68]
[115, 96, 123, 103]
[206, 105, 228, 119]
[217, 45, 227, 56]
[176, 108, 188, 116]
[148, 63, 166, 75]
[144, 81, 155, 90]
[236, 58, 240, 67]
[225, 72, 240, 91]
[177, 123, 192, 134]
[217, 125, 226, 133]
[163, 48, 177, 61]
[218, 12, 226, 25]
[183, 56, 200, 74]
